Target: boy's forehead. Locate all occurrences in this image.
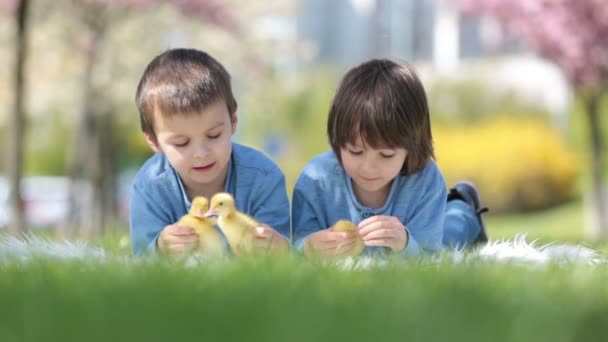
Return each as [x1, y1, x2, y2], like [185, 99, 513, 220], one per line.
[152, 104, 229, 131]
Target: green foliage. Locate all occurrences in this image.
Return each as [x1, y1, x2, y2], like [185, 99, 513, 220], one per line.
[0, 258, 607, 342]
[113, 110, 153, 171]
[241, 69, 340, 192]
[24, 111, 69, 175]
[435, 116, 580, 213]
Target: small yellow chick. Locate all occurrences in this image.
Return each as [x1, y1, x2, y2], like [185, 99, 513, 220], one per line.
[331, 220, 364, 257]
[205, 192, 259, 255]
[177, 196, 223, 255]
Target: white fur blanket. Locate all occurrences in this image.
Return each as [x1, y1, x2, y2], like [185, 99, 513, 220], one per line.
[0, 234, 603, 266]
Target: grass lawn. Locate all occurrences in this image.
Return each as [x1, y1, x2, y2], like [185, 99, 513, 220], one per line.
[486, 200, 585, 244]
[1, 257, 607, 342]
[2, 200, 608, 342]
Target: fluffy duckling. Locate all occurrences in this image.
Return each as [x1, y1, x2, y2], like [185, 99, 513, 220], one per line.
[331, 220, 365, 257]
[205, 192, 258, 255]
[177, 196, 223, 255]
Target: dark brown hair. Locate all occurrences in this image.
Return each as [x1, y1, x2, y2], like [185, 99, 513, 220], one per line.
[135, 48, 237, 139]
[327, 59, 434, 175]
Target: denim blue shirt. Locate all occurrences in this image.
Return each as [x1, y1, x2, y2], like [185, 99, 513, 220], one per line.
[292, 151, 446, 257]
[130, 143, 290, 255]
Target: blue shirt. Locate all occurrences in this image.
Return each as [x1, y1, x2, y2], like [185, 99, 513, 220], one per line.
[130, 143, 290, 255]
[292, 151, 446, 257]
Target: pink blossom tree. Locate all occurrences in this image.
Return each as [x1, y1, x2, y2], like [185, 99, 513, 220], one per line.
[456, 0, 608, 238]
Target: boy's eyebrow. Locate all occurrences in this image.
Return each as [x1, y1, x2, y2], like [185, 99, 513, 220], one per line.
[207, 122, 225, 130]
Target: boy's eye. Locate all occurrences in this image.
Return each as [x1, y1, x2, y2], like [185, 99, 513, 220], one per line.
[380, 153, 395, 159]
[208, 132, 222, 139]
[348, 149, 363, 156]
[173, 141, 189, 147]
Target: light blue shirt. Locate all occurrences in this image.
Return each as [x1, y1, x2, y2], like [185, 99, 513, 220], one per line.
[292, 151, 446, 257]
[130, 143, 290, 255]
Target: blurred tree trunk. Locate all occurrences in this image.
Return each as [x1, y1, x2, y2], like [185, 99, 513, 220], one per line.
[585, 91, 608, 239]
[7, 0, 30, 237]
[102, 109, 119, 231]
[63, 27, 106, 239]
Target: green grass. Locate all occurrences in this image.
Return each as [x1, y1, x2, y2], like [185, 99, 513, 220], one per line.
[3, 201, 608, 342]
[487, 200, 585, 244]
[0, 257, 607, 342]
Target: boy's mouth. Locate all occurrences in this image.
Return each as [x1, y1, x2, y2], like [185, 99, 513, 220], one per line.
[361, 176, 379, 182]
[193, 162, 215, 172]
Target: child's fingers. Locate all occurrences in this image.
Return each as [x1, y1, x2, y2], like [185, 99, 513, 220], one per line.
[357, 215, 385, 230]
[318, 231, 349, 242]
[165, 233, 199, 245]
[357, 221, 384, 236]
[254, 226, 273, 238]
[358, 218, 398, 236]
[362, 228, 399, 241]
[170, 225, 196, 236]
[358, 216, 399, 234]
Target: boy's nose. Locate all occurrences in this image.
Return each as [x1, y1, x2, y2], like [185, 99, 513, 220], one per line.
[193, 143, 211, 158]
[361, 156, 378, 173]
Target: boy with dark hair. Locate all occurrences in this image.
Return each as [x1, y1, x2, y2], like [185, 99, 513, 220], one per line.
[130, 48, 289, 256]
[293, 59, 487, 257]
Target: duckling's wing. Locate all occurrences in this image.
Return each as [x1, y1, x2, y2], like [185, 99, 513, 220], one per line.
[236, 212, 261, 230]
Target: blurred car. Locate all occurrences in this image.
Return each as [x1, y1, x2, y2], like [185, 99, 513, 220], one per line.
[0, 175, 91, 229]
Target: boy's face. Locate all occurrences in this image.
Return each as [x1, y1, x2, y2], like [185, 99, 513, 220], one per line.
[340, 136, 407, 202]
[146, 100, 237, 194]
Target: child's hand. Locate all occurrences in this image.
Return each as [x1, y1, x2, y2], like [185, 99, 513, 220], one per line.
[250, 224, 289, 255]
[357, 215, 408, 252]
[303, 228, 360, 258]
[157, 224, 199, 255]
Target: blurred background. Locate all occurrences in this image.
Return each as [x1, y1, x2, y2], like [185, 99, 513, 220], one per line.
[0, 0, 606, 247]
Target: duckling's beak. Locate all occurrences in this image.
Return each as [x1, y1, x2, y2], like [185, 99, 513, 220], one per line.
[204, 208, 217, 218]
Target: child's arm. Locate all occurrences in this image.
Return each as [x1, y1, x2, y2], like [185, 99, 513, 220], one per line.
[399, 176, 447, 255]
[129, 183, 190, 255]
[249, 165, 291, 244]
[291, 183, 322, 250]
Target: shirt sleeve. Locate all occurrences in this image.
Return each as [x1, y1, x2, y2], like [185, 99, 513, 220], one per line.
[399, 177, 446, 257]
[249, 166, 291, 242]
[291, 178, 325, 251]
[129, 182, 174, 256]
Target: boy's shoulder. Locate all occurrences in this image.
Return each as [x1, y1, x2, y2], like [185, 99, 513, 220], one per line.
[133, 153, 175, 188]
[232, 142, 282, 176]
[401, 159, 446, 189]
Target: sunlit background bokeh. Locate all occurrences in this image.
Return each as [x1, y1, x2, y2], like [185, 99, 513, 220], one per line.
[1, 0, 606, 247]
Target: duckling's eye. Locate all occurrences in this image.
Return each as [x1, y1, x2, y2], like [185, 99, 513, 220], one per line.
[219, 202, 223, 206]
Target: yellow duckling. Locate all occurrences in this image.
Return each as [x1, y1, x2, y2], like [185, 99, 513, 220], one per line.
[331, 220, 365, 257]
[205, 192, 258, 255]
[177, 196, 223, 255]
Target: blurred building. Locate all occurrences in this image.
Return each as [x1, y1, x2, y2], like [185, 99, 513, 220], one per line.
[296, 0, 520, 67]
[295, 0, 570, 117]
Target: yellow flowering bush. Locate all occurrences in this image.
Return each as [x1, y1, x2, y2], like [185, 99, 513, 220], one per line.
[434, 117, 579, 213]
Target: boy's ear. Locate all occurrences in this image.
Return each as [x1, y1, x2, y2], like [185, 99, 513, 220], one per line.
[230, 112, 238, 135]
[145, 133, 162, 153]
